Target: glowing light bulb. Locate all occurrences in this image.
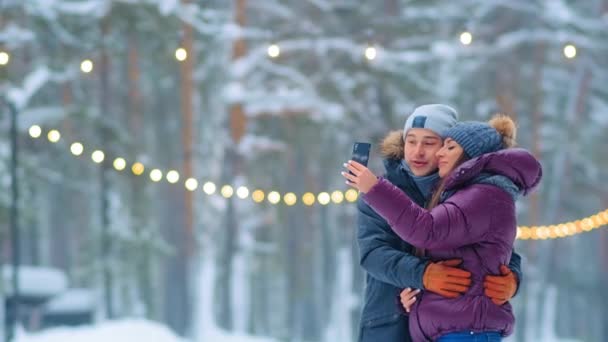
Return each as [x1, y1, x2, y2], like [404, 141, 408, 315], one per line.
[29, 125, 42, 138]
[203, 182, 217, 195]
[460, 32, 473, 45]
[185, 178, 199, 191]
[81, 59, 94, 73]
[150, 169, 163, 182]
[48, 130, 61, 143]
[175, 48, 187, 61]
[563, 44, 577, 59]
[364, 45, 377, 60]
[70, 142, 84, 156]
[267, 44, 280, 58]
[113, 158, 126, 171]
[91, 150, 105, 163]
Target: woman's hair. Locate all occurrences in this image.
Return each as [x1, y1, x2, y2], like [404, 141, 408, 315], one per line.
[427, 114, 517, 209]
[427, 152, 469, 209]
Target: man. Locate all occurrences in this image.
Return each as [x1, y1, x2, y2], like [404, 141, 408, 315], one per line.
[357, 104, 522, 341]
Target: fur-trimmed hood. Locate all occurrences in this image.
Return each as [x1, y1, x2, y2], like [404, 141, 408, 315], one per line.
[375, 130, 427, 205]
[379, 130, 405, 161]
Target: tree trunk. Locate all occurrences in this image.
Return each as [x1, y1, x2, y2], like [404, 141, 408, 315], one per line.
[163, 0, 197, 334]
[180, 0, 196, 257]
[217, 0, 247, 330]
[126, 25, 157, 319]
[99, 15, 114, 319]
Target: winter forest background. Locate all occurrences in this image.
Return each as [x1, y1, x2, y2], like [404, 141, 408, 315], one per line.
[1, 0, 607, 341]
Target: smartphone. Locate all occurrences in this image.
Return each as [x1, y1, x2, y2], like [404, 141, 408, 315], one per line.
[351, 142, 371, 172]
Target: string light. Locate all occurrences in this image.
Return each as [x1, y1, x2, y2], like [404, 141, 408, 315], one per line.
[268, 191, 281, 204]
[318, 192, 331, 205]
[20, 124, 608, 240]
[221, 185, 234, 198]
[284, 192, 297, 206]
[185, 178, 198, 191]
[113, 158, 126, 171]
[0, 51, 9, 65]
[150, 169, 163, 182]
[29, 125, 42, 138]
[203, 182, 217, 195]
[460, 31, 473, 45]
[132, 162, 145, 176]
[166, 170, 180, 184]
[302, 192, 315, 206]
[175, 48, 187, 61]
[364, 45, 377, 61]
[345, 189, 358, 203]
[563, 44, 577, 59]
[48, 130, 61, 143]
[515, 209, 608, 240]
[267, 44, 280, 58]
[91, 150, 105, 164]
[236, 186, 249, 199]
[252, 190, 265, 203]
[70, 142, 84, 156]
[81, 59, 93, 73]
[331, 190, 344, 204]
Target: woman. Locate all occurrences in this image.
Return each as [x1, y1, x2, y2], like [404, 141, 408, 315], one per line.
[342, 115, 542, 341]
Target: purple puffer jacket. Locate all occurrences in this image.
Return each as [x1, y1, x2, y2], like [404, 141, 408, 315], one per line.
[363, 148, 542, 341]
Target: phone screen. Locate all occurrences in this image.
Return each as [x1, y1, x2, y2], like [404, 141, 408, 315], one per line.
[352, 142, 371, 167]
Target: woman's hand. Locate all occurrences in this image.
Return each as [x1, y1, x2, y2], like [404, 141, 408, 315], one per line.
[341, 160, 379, 193]
[400, 288, 421, 313]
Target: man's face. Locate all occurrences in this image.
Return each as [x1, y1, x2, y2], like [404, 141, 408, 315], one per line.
[403, 128, 443, 176]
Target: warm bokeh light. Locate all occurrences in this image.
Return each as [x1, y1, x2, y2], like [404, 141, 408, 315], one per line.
[70, 142, 84, 156]
[345, 189, 358, 202]
[47, 130, 61, 143]
[132, 162, 145, 176]
[236, 186, 249, 199]
[29, 125, 42, 138]
[150, 169, 163, 182]
[185, 178, 199, 191]
[175, 48, 187, 61]
[331, 190, 344, 204]
[564, 44, 577, 59]
[91, 150, 105, 164]
[0, 51, 9, 65]
[166, 170, 180, 184]
[252, 190, 265, 203]
[283, 192, 297, 206]
[268, 191, 281, 204]
[460, 31, 473, 45]
[364, 45, 377, 60]
[81, 59, 93, 73]
[317, 192, 331, 205]
[267, 44, 280, 58]
[302, 192, 316, 206]
[113, 158, 126, 171]
[221, 185, 234, 198]
[203, 182, 217, 195]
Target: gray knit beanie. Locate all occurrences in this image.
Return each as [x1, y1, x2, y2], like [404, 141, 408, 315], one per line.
[403, 104, 459, 138]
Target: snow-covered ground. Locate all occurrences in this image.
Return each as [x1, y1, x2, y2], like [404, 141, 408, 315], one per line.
[15, 319, 276, 342]
[15, 320, 185, 342]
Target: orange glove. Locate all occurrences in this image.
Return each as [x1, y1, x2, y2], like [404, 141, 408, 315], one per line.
[484, 265, 518, 305]
[423, 259, 472, 298]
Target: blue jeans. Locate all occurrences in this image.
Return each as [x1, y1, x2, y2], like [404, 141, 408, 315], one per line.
[437, 331, 502, 342]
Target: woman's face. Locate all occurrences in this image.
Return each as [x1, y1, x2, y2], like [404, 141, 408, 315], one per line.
[436, 138, 465, 178]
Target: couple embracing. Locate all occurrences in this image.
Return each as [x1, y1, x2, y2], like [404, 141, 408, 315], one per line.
[342, 104, 542, 342]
